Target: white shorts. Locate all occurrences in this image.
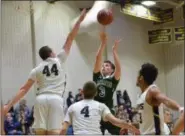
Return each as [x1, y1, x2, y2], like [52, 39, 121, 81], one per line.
[32, 93, 64, 130]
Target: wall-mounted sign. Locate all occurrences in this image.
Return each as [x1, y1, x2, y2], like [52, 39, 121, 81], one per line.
[148, 29, 172, 44]
[174, 27, 184, 41]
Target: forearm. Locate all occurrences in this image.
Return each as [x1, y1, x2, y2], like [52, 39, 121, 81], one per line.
[63, 20, 81, 52]
[113, 50, 121, 78]
[94, 43, 106, 72]
[60, 122, 69, 135]
[8, 89, 28, 111]
[97, 42, 106, 58]
[163, 98, 181, 111]
[110, 117, 131, 129]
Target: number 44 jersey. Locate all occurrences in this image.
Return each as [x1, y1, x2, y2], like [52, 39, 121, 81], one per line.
[28, 49, 67, 96]
[64, 99, 111, 135]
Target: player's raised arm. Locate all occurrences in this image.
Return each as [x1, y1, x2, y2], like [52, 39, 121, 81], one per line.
[112, 39, 121, 80]
[93, 27, 107, 73]
[58, 9, 86, 59]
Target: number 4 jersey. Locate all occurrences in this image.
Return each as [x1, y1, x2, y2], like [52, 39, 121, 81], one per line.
[64, 99, 111, 135]
[28, 49, 67, 96]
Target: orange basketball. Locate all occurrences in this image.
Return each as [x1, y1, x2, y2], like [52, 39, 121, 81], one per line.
[97, 9, 113, 25]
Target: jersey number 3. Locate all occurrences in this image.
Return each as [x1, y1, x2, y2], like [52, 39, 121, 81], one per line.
[80, 106, 89, 117]
[43, 64, 58, 76]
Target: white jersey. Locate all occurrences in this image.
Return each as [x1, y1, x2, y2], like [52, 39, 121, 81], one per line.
[136, 84, 165, 135]
[164, 123, 170, 134]
[29, 49, 67, 96]
[64, 99, 111, 135]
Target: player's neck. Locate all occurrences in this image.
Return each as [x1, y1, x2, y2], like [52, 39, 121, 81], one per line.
[84, 99, 93, 101]
[140, 83, 149, 93]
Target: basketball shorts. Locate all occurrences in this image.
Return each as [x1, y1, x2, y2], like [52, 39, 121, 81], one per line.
[32, 93, 64, 130]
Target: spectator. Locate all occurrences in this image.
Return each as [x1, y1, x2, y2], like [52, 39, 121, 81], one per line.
[74, 89, 83, 102]
[164, 108, 172, 134]
[123, 90, 132, 108]
[4, 112, 23, 135]
[5, 101, 16, 122]
[18, 110, 30, 134]
[116, 90, 125, 106]
[67, 91, 74, 108]
[14, 99, 30, 121]
[27, 106, 34, 127]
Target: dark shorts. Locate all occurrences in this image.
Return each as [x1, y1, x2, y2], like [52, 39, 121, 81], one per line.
[100, 120, 120, 135]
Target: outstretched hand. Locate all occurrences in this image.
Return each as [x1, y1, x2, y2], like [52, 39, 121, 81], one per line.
[112, 38, 122, 51]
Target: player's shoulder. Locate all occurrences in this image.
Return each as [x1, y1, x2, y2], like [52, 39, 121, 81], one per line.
[148, 84, 161, 96]
[94, 100, 107, 108]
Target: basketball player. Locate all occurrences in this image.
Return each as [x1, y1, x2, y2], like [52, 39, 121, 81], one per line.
[136, 63, 184, 135]
[93, 29, 121, 135]
[60, 81, 140, 135]
[3, 9, 87, 135]
[171, 110, 184, 135]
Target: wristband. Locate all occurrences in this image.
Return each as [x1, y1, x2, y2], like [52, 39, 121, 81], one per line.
[179, 107, 184, 113]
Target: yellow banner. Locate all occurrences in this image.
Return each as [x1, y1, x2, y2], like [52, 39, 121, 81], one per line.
[148, 29, 172, 44]
[174, 27, 184, 41]
[121, 4, 161, 22]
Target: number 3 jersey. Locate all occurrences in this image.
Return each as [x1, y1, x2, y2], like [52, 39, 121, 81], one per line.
[28, 49, 67, 96]
[136, 84, 165, 135]
[64, 99, 111, 135]
[93, 72, 119, 109]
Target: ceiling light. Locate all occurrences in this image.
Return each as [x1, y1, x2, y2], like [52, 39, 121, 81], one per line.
[141, 1, 156, 7]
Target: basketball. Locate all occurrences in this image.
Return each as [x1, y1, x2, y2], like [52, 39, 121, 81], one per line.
[97, 9, 113, 25]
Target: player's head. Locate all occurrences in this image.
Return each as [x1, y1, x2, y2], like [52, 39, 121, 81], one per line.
[82, 81, 97, 99]
[164, 108, 172, 123]
[39, 46, 56, 60]
[136, 63, 158, 87]
[102, 60, 115, 76]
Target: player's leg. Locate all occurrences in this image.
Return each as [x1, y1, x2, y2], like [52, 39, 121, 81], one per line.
[32, 94, 48, 135]
[47, 94, 64, 135]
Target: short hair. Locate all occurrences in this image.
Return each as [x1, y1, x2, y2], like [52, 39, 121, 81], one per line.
[39, 46, 52, 60]
[83, 81, 97, 99]
[163, 108, 170, 114]
[104, 60, 115, 71]
[139, 63, 158, 85]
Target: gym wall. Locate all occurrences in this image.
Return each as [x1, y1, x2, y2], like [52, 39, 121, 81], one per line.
[1, 1, 34, 106]
[163, 8, 184, 107]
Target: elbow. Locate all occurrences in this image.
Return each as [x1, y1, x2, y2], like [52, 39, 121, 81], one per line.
[95, 54, 99, 59]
